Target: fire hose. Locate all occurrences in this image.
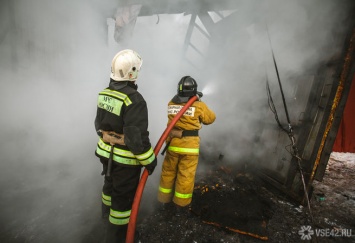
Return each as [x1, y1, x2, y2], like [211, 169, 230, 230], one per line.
[126, 95, 199, 243]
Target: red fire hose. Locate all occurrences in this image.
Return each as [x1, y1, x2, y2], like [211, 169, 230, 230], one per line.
[126, 95, 198, 243]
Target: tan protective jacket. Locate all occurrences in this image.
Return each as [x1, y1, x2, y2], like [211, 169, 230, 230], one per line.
[166, 97, 216, 154]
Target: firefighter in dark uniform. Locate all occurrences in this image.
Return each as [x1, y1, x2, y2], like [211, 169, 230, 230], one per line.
[94, 49, 157, 242]
[157, 76, 216, 215]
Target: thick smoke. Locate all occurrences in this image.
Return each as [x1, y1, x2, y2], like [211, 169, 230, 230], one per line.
[0, 0, 353, 242]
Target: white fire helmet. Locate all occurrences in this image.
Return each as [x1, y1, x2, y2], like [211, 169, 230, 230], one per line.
[110, 49, 143, 81]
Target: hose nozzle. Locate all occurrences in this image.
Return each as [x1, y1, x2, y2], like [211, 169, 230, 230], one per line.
[197, 91, 203, 98]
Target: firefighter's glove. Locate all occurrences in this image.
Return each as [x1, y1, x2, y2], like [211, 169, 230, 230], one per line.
[145, 158, 157, 176]
[101, 163, 108, 176]
[102, 130, 125, 145]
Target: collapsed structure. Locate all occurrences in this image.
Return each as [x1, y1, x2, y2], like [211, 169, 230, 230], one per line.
[105, 1, 355, 241]
[111, 0, 355, 207]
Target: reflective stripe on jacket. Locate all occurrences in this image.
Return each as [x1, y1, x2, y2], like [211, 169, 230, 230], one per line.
[96, 138, 139, 165]
[166, 97, 216, 155]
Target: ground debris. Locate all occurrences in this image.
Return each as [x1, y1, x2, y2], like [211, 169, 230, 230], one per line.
[137, 153, 355, 242]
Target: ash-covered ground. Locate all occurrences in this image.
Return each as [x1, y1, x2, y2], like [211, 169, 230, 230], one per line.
[136, 153, 355, 243]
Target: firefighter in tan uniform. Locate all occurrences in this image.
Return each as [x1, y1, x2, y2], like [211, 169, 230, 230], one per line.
[157, 76, 216, 215]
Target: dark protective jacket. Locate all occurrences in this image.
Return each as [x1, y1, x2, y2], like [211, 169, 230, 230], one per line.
[94, 80, 156, 166]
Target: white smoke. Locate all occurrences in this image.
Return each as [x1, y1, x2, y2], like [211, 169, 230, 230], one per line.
[0, 0, 353, 242]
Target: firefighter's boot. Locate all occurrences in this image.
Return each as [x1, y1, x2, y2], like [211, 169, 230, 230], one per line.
[175, 205, 190, 217]
[104, 223, 128, 243]
[158, 202, 173, 212]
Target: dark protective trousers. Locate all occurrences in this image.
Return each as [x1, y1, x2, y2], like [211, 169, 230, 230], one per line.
[100, 158, 141, 243]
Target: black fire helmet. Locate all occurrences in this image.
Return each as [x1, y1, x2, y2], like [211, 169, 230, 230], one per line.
[177, 76, 198, 97]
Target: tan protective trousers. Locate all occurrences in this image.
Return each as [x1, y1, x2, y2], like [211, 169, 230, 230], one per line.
[158, 150, 199, 207]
